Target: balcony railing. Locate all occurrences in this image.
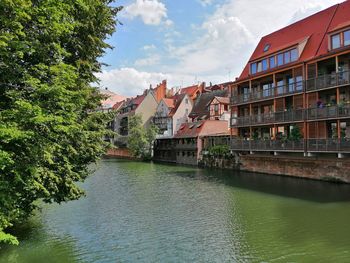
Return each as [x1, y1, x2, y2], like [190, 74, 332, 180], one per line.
[306, 71, 350, 92]
[306, 104, 350, 120]
[175, 143, 197, 150]
[232, 109, 305, 127]
[231, 139, 305, 152]
[231, 81, 304, 105]
[231, 139, 350, 153]
[307, 139, 350, 152]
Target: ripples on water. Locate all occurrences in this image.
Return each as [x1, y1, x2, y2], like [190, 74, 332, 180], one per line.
[1, 159, 350, 263]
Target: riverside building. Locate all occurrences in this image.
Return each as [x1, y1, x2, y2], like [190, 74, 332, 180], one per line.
[230, 1, 350, 158]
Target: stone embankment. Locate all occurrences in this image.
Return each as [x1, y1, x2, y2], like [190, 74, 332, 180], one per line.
[200, 154, 350, 183]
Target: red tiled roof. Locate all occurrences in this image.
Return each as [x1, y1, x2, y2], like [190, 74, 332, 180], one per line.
[100, 89, 127, 109]
[112, 100, 125, 110]
[213, 96, 229, 105]
[163, 98, 175, 108]
[237, 2, 345, 82]
[180, 85, 200, 96]
[174, 120, 229, 138]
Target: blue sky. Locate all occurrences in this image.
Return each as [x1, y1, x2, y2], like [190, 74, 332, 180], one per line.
[97, 0, 340, 96]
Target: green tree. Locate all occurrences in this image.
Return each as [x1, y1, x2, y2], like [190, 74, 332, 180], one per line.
[0, 0, 121, 244]
[128, 114, 158, 159]
[289, 125, 302, 141]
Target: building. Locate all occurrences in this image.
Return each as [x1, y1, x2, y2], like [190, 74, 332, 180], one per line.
[189, 89, 228, 121]
[179, 82, 205, 101]
[230, 1, 350, 158]
[208, 96, 230, 121]
[113, 80, 167, 146]
[153, 94, 193, 138]
[154, 120, 229, 165]
[99, 88, 126, 112]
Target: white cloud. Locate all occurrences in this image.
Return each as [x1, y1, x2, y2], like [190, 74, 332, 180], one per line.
[123, 0, 173, 26]
[134, 55, 161, 67]
[198, 0, 213, 7]
[96, 68, 230, 96]
[142, 44, 156, 51]
[96, 68, 170, 96]
[100, 0, 340, 97]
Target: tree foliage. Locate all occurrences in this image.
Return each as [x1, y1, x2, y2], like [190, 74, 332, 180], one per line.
[0, 0, 121, 244]
[128, 114, 158, 160]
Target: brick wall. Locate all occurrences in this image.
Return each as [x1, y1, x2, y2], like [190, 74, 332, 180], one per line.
[106, 148, 133, 159]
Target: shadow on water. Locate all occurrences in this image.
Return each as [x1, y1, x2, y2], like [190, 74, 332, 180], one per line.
[0, 214, 81, 263]
[159, 163, 350, 203]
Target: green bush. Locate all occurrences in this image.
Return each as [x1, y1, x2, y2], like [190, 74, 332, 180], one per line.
[208, 144, 230, 158]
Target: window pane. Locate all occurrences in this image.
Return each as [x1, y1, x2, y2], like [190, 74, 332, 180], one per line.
[344, 30, 350, 46]
[331, 34, 341, 49]
[284, 51, 290, 64]
[269, 56, 275, 68]
[291, 49, 298, 61]
[262, 59, 268, 71]
[257, 61, 262, 72]
[277, 53, 283, 66]
[251, 63, 257, 74]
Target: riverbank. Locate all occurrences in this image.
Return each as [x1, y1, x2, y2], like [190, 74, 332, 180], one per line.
[106, 148, 350, 183]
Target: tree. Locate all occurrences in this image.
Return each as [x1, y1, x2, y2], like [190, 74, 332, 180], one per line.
[128, 114, 159, 159]
[289, 125, 302, 141]
[0, 0, 122, 244]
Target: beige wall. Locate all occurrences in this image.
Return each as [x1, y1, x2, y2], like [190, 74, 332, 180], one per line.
[172, 94, 193, 135]
[136, 92, 158, 128]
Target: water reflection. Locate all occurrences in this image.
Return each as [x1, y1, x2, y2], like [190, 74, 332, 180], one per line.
[1, 159, 350, 263]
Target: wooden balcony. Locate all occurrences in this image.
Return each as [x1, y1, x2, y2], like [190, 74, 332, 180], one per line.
[306, 71, 350, 92]
[306, 104, 350, 121]
[231, 109, 305, 127]
[231, 80, 304, 105]
[231, 139, 350, 153]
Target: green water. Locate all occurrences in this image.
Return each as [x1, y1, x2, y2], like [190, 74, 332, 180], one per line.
[1, 159, 350, 262]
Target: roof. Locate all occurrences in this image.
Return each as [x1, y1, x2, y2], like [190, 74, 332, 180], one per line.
[212, 96, 229, 105]
[112, 100, 125, 111]
[237, 1, 350, 82]
[189, 90, 228, 120]
[163, 98, 175, 108]
[168, 94, 187, 117]
[100, 89, 127, 109]
[174, 120, 229, 138]
[180, 85, 199, 95]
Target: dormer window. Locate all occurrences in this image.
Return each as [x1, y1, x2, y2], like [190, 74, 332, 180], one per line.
[331, 34, 341, 49]
[330, 29, 350, 50]
[250, 47, 298, 75]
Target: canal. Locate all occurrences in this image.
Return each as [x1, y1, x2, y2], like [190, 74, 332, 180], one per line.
[1, 159, 350, 262]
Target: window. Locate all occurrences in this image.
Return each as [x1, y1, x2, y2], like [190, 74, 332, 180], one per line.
[185, 99, 189, 104]
[251, 63, 257, 74]
[291, 49, 298, 61]
[331, 34, 341, 49]
[214, 104, 219, 112]
[344, 30, 350, 46]
[277, 53, 284, 66]
[257, 61, 262, 72]
[284, 51, 290, 64]
[263, 44, 270, 52]
[269, 56, 275, 68]
[262, 59, 268, 71]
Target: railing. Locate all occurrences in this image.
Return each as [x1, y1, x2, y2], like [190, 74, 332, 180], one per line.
[307, 139, 350, 152]
[307, 104, 350, 120]
[231, 139, 305, 152]
[231, 81, 304, 105]
[231, 109, 305, 127]
[231, 139, 350, 153]
[306, 71, 350, 92]
[175, 143, 197, 150]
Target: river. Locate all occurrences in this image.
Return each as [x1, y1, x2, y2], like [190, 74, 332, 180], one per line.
[1, 159, 350, 263]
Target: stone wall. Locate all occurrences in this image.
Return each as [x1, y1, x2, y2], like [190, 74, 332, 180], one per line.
[201, 154, 350, 183]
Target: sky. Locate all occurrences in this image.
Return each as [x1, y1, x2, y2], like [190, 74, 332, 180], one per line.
[96, 0, 341, 97]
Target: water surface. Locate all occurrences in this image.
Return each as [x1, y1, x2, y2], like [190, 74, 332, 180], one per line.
[1, 159, 350, 262]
